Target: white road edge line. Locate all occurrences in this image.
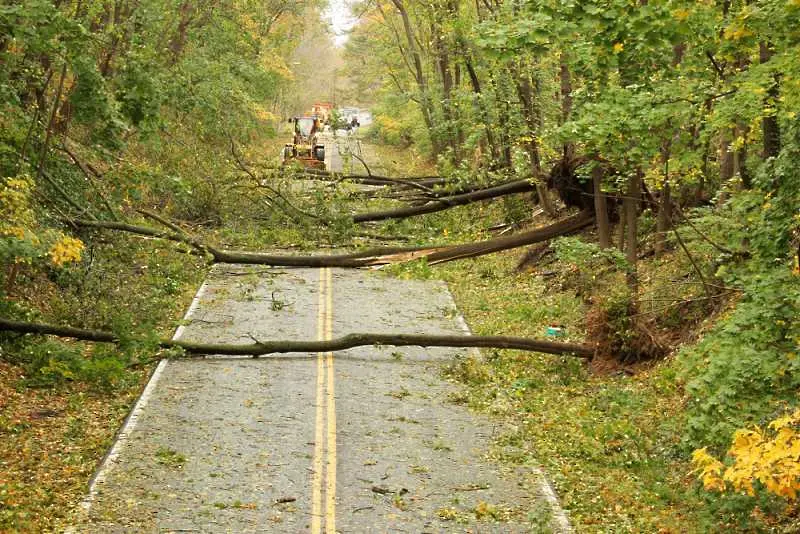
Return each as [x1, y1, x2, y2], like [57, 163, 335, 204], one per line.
[443, 281, 572, 533]
[72, 273, 211, 522]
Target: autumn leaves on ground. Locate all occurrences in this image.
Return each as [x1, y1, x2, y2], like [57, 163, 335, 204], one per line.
[1, 0, 800, 531]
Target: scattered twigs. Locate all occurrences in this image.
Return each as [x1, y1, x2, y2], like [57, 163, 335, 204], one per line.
[59, 143, 120, 221]
[0, 318, 595, 358]
[671, 204, 737, 256]
[39, 168, 98, 220]
[227, 135, 321, 223]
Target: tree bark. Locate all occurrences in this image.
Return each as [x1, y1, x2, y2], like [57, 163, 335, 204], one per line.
[734, 122, 750, 188]
[592, 165, 611, 248]
[759, 41, 781, 159]
[0, 318, 594, 358]
[390, 0, 439, 154]
[623, 171, 641, 287]
[512, 63, 555, 217]
[559, 53, 575, 161]
[654, 181, 670, 258]
[719, 130, 734, 182]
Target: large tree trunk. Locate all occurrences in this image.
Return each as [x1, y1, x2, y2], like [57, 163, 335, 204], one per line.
[719, 130, 734, 182]
[0, 318, 594, 358]
[559, 54, 575, 161]
[592, 165, 611, 248]
[390, 0, 440, 155]
[623, 171, 641, 287]
[734, 122, 750, 188]
[513, 63, 555, 217]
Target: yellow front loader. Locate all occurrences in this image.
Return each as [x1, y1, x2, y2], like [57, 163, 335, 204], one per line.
[281, 116, 325, 170]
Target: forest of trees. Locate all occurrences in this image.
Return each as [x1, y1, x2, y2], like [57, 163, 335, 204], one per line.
[1, 0, 799, 530]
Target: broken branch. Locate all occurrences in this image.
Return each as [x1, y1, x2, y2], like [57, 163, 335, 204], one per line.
[0, 318, 594, 357]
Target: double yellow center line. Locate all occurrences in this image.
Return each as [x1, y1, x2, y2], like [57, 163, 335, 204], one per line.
[311, 267, 336, 533]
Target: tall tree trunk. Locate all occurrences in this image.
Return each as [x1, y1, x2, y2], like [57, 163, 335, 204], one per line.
[623, 171, 641, 288]
[37, 63, 68, 181]
[432, 20, 458, 158]
[390, 0, 440, 155]
[559, 54, 574, 161]
[513, 64, 554, 216]
[592, 164, 611, 248]
[759, 41, 781, 159]
[655, 181, 671, 258]
[458, 42, 499, 163]
[734, 122, 750, 188]
[719, 130, 734, 182]
[169, 1, 195, 65]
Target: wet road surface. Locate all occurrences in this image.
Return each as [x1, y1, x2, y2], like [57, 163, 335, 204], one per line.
[70, 266, 570, 532]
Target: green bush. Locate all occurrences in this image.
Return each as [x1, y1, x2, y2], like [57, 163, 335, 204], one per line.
[11, 340, 133, 391]
[679, 123, 800, 451]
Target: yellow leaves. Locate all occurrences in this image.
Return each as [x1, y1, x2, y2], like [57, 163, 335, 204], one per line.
[612, 42, 624, 54]
[0, 175, 36, 229]
[251, 103, 277, 123]
[672, 8, 691, 21]
[691, 447, 726, 492]
[2, 226, 27, 240]
[771, 410, 800, 430]
[692, 409, 800, 501]
[723, 24, 753, 41]
[48, 236, 85, 267]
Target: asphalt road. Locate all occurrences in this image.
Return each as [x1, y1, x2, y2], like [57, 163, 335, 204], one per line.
[70, 265, 570, 533]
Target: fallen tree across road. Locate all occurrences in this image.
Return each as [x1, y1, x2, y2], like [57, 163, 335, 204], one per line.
[70, 209, 593, 267]
[0, 318, 595, 358]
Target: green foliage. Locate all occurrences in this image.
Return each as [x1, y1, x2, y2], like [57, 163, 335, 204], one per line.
[680, 124, 800, 451]
[681, 264, 800, 450]
[552, 236, 629, 272]
[8, 340, 133, 391]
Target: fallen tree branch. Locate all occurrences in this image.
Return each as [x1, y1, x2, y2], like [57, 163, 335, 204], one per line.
[351, 179, 535, 223]
[0, 318, 594, 358]
[70, 209, 593, 267]
[408, 209, 593, 265]
[228, 135, 322, 223]
[70, 218, 426, 266]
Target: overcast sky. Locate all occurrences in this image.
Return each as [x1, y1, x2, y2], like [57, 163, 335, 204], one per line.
[324, 0, 356, 46]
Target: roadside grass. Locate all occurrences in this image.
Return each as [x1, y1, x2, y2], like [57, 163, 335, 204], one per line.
[379, 196, 788, 531]
[0, 233, 207, 532]
[433, 249, 718, 532]
[366, 139, 437, 178]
